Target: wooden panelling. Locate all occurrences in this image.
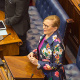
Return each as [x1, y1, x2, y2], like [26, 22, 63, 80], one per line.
[58, 0, 80, 56]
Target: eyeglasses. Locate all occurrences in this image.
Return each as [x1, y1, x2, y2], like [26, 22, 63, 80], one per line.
[43, 23, 49, 28]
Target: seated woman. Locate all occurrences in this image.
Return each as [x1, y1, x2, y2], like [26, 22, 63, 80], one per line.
[28, 15, 65, 80]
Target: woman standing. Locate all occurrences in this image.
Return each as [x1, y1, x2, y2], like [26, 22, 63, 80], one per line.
[28, 15, 65, 80]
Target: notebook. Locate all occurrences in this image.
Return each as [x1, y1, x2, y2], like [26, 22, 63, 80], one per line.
[0, 20, 6, 30]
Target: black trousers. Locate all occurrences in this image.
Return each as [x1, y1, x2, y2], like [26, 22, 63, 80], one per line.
[18, 33, 28, 56]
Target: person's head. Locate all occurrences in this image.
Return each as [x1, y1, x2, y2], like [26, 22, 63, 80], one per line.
[43, 15, 60, 36]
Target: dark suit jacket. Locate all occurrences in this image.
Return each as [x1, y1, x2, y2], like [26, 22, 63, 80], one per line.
[0, 0, 5, 11]
[5, 0, 30, 35]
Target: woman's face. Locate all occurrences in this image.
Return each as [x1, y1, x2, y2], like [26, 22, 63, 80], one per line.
[43, 19, 57, 36]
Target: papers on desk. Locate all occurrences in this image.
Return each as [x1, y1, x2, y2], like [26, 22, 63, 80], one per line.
[0, 30, 8, 35]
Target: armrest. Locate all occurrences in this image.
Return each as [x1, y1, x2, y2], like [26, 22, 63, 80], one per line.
[66, 19, 74, 23]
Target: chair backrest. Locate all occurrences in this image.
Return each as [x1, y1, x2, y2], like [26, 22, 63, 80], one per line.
[76, 45, 80, 70]
[35, 0, 69, 39]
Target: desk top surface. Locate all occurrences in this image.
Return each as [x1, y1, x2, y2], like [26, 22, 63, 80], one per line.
[4, 56, 44, 79]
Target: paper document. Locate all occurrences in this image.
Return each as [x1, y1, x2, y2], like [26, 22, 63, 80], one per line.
[0, 30, 8, 35]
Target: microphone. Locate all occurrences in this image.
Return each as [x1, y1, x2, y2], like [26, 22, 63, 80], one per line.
[31, 73, 34, 78]
[1, 33, 11, 40]
[30, 73, 34, 80]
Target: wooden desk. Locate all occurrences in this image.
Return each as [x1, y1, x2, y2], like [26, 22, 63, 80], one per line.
[4, 56, 44, 80]
[0, 11, 22, 59]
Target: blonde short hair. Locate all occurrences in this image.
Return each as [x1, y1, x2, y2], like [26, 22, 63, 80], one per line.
[44, 15, 60, 29]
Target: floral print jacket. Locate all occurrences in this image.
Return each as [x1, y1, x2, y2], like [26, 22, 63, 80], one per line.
[33, 31, 65, 80]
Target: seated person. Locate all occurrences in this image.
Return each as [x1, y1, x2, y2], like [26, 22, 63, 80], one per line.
[28, 15, 65, 80]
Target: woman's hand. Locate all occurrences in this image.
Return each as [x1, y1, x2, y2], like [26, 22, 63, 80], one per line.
[27, 52, 38, 65]
[27, 52, 34, 59]
[29, 57, 38, 65]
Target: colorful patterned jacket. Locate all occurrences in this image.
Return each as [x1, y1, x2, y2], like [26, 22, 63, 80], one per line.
[33, 31, 65, 80]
